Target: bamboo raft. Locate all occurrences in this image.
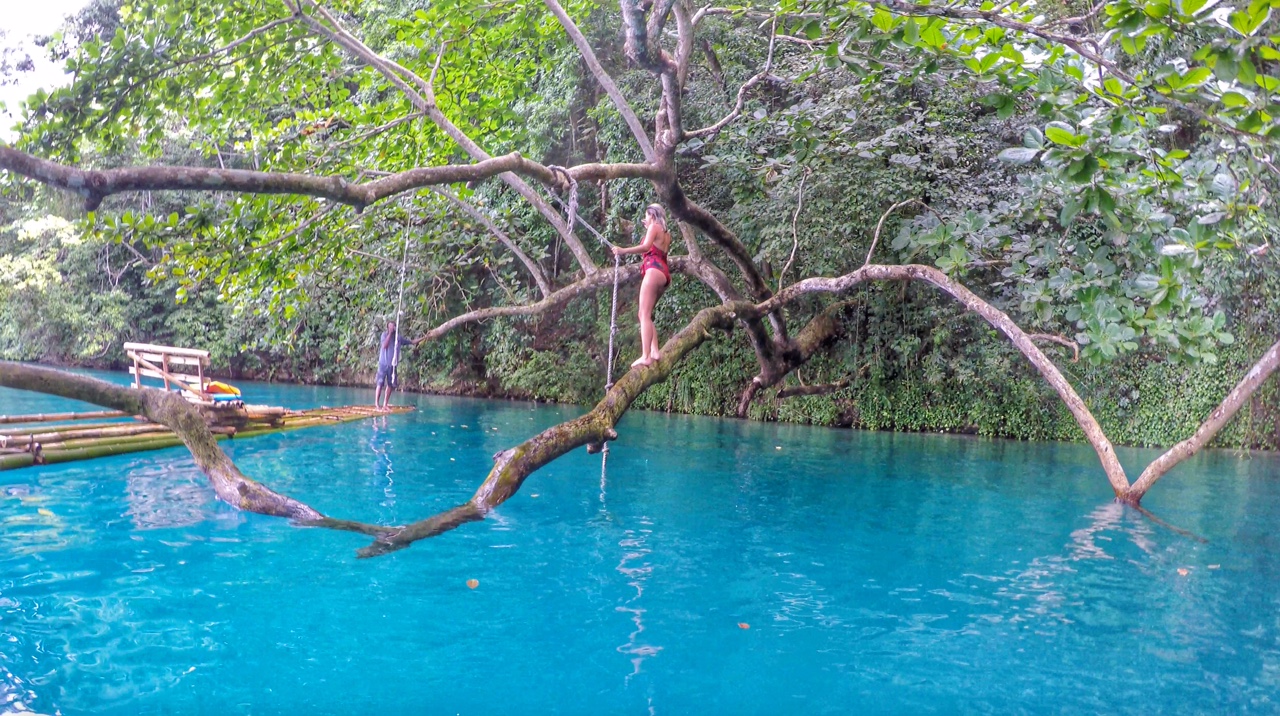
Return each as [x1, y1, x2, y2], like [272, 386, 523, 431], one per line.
[0, 404, 413, 471]
[3, 343, 413, 471]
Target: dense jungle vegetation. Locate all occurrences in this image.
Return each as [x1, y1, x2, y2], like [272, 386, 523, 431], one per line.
[2, 0, 1278, 456]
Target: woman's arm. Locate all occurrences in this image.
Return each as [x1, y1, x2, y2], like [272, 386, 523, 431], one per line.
[613, 223, 660, 256]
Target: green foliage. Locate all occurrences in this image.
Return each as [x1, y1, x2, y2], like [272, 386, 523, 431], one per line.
[4, 0, 1279, 455]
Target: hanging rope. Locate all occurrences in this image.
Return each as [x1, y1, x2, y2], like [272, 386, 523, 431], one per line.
[548, 167, 624, 463]
[390, 214, 412, 387]
[605, 252, 621, 392]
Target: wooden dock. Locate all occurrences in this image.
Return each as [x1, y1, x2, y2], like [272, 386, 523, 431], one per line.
[0, 404, 413, 471]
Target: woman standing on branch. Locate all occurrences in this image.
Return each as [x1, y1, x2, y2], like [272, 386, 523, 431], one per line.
[614, 204, 672, 367]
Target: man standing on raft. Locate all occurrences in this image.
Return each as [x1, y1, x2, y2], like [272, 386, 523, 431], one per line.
[613, 204, 672, 368]
[375, 320, 414, 411]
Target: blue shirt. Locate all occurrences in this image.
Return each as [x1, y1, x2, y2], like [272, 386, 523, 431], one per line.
[379, 330, 411, 369]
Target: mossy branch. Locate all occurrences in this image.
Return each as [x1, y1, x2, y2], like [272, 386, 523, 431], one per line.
[0, 362, 324, 519]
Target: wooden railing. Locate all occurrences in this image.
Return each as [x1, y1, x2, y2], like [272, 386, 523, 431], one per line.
[123, 342, 211, 400]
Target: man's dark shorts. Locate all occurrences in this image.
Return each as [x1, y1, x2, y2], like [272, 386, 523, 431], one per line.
[376, 364, 395, 389]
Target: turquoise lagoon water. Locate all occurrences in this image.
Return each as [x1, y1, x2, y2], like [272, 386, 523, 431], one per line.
[1, 370, 1279, 714]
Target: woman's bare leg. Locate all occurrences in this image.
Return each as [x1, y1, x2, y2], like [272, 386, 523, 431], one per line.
[647, 277, 667, 362]
[633, 270, 666, 367]
[634, 271, 665, 366]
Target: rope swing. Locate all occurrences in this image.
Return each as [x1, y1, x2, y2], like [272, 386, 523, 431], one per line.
[549, 166, 622, 468]
[390, 210, 412, 388]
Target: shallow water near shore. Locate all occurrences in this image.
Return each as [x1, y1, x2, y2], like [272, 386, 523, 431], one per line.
[1, 370, 1279, 714]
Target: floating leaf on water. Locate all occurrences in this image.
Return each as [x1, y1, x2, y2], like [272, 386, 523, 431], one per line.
[1177, 568, 1189, 576]
[467, 579, 479, 589]
[738, 622, 750, 629]
[37, 508, 54, 517]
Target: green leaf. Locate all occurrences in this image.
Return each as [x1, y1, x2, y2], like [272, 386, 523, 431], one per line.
[1044, 123, 1084, 147]
[1066, 155, 1100, 182]
[1023, 127, 1045, 149]
[1230, 6, 1272, 36]
[1221, 91, 1251, 107]
[998, 147, 1041, 163]
[1181, 67, 1213, 87]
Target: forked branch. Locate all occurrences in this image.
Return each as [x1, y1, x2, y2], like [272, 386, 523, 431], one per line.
[366, 262, 1135, 557]
[1127, 337, 1280, 500]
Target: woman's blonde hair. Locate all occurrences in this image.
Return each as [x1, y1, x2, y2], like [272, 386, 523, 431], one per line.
[645, 204, 667, 231]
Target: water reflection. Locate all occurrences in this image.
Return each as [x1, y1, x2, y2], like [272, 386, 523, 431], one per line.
[367, 417, 397, 509]
[0, 661, 41, 715]
[615, 517, 661, 682]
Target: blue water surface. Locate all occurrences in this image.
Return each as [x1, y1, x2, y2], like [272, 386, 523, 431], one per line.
[1, 370, 1279, 714]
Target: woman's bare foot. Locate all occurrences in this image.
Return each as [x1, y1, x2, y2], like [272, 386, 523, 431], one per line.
[631, 355, 649, 368]
[649, 350, 661, 364]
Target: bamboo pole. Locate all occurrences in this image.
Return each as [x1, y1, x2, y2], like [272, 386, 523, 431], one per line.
[0, 403, 414, 470]
[2, 424, 172, 446]
[0, 410, 129, 425]
[40, 436, 187, 464]
[0, 453, 33, 469]
[0, 420, 132, 437]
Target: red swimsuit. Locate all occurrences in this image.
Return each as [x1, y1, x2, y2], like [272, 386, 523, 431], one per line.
[641, 245, 670, 285]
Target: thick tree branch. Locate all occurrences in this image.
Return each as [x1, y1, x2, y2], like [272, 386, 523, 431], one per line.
[662, 183, 773, 301]
[294, 1, 605, 272]
[662, 183, 787, 350]
[360, 299, 747, 556]
[543, 0, 657, 162]
[1127, 337, 1280, 500]
[755, 264, 1130, 496]
[673, 1, 698, 89]
[736, 298, 850, 416]
[431, 187, 552, 298]
[620, 0, 679, 76]
[0, 362, 324, 520]
[0, 145, 657, 212]
[367, 263, 1139, 556]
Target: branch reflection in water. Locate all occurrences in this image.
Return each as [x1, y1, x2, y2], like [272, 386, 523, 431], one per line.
[616, 516, 661, 683]
[367, 417, 397, 510]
